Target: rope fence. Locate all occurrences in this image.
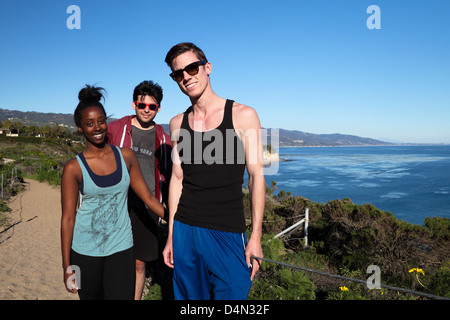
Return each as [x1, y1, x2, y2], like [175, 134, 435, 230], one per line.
[250, 255, 450, 300]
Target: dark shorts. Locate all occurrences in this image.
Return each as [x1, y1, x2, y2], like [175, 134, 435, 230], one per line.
[129, 206, 159, 262]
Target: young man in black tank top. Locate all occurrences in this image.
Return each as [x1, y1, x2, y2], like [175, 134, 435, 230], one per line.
[163, 42, 265, 300]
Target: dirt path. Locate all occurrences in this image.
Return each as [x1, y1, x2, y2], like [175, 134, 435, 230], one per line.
[0, 179, 78, 300]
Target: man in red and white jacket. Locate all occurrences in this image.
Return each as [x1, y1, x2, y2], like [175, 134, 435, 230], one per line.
[106, 80, 172, 300]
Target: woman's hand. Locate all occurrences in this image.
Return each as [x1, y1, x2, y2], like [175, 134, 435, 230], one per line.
[63, 266, 79, 294]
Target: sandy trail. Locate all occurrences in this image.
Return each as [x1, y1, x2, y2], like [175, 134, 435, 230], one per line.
[0, 179, 77, 300]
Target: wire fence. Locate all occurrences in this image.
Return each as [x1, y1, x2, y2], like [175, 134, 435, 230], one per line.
[251, 256, 449, 300]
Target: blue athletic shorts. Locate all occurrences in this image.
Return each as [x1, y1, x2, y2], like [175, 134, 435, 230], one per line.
[172, 220, 252, 300]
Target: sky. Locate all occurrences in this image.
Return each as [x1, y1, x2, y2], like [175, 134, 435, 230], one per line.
[1, 0, 449, 144]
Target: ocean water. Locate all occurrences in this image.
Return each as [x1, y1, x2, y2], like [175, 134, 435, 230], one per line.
[263, 145, 450, 225]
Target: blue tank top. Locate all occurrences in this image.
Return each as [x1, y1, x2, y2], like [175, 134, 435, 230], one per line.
[72, 145, 133, 257]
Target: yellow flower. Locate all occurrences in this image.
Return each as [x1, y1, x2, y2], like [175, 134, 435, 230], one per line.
[339, 286, 349, 300]
[409, 268, 425, 275]
[409, 268, 427, 288]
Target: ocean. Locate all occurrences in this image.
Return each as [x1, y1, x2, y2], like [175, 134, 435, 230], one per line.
[263, 145, 450, 225]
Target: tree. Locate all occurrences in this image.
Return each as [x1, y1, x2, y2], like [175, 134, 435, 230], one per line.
[4, 119, 12, 130]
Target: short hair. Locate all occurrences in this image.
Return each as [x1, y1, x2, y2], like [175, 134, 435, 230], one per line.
[164, 42, 208, 69]
[133, 80, 163, 105]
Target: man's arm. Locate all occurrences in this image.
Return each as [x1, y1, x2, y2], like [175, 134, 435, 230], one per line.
[235, 104, 265, 280]
[162, 114, 184, 268]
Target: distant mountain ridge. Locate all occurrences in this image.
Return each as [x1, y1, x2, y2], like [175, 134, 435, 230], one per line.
[0, 108, 77, 129]
[0, 108, 389, 146]
[269, 128, 389, 147]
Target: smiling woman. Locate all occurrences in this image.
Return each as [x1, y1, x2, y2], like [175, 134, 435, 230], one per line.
[73, 85, 107, 128]
[77, 107, 108, 149]
[60, 84, 167, 300]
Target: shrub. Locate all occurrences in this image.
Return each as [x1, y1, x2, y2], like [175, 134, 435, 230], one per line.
[428, 264, 450, 298]
[0, 200, 11, 229]
[248, 235, 316, 300]
[144, 283, 162, 300]
[425, 217, 450, 240]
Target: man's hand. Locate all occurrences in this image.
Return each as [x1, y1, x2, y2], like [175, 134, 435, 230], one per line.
[162, 237, 174, 268]
[245, 237, 263, 280]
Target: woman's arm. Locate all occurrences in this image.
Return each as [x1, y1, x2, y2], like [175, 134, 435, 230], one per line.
[60, 159, 81, 293]
[121, 148, 167, 220]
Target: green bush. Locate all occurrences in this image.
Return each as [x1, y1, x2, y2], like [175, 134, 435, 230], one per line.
[0, 200, 11, 229]
[248, 236, 316, 300]
[144, 283, 162, 300]
[425, 217, 450, 240]
[429, 264, 450, 298]
[0, 199, 11, 211]
[250, 268, 315, 300]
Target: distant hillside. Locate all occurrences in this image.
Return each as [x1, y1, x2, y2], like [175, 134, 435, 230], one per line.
[0, 108, 388, 146]
[0, 108, 76, 129]
[266, 128, 389, 147]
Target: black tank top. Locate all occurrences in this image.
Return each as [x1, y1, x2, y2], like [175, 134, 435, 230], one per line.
[175, 99, 246, 233]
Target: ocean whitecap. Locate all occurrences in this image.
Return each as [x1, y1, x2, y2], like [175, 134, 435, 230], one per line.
[358, 182, 380, 188]
[380, 192, 409, 199]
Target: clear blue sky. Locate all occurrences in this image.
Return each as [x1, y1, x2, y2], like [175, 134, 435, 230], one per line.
[1, 0, 449, 143]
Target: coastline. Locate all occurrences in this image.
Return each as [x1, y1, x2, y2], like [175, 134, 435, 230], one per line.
[279, 143, 450, 148]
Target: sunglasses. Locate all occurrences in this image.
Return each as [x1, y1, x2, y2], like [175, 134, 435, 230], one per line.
[169, 60, 207, 82]
[134, 102, 159, 111]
